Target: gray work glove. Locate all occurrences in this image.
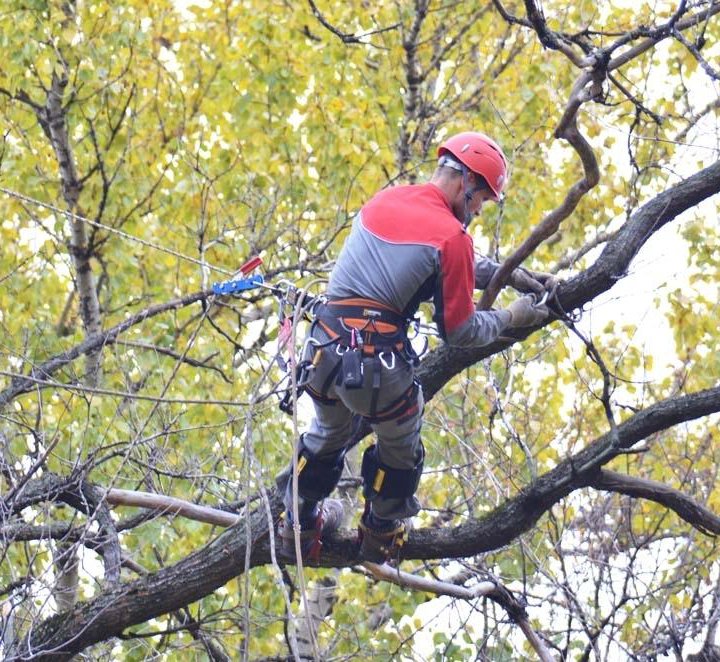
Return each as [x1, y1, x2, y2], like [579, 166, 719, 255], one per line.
[508, 268, 562, 295]
[504, 295, 549, 328]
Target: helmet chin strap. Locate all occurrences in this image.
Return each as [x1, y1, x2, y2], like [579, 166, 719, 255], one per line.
[462, 165, 473, 228]
[438, 155, 479, 227]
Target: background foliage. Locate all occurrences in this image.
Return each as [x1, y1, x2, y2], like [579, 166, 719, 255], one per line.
[1, 0, 719, 659]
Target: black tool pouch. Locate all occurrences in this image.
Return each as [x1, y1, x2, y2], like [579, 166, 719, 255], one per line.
[340, 348, 364, 389]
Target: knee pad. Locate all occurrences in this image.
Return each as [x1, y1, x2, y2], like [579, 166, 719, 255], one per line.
[361, 441, 424, 500]
[294, 438, 345, 501]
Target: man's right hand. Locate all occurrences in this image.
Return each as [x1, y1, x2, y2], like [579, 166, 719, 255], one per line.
[504, 295, 549, 328]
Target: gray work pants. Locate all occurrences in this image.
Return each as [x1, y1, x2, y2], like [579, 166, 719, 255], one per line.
[279, 324, 424, 521]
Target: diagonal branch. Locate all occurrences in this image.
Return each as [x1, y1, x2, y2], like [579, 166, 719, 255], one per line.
[306, 0, 399, 44]
[362, 562, 555, 662]
[589, 469, 720, 536]
[104, 488, 238, 527]
[0, 289, 212, 407]
[115, 340, 232, 383]
[604, 3, 720, 73]
[672, 26, 720, 81]
[478, 63, 602, 309]
[481, 1, 720, 310]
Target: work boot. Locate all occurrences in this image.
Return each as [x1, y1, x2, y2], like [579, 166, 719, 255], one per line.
[358, 510, 411, 564]
[278, 499, 344, 562]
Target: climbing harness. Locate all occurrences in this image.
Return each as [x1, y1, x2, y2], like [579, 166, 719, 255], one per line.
[209, 256, 572, 423]
[307, 297, 423, 422]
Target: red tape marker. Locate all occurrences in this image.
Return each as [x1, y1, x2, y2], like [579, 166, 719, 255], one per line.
[239, 256, 262, 275]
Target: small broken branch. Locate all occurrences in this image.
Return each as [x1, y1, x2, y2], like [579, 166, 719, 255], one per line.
[104, 488, 239, 527]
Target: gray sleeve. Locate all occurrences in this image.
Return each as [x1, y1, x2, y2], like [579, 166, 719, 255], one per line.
[445, 309, 511, 347]
[474, 255, 500, 290]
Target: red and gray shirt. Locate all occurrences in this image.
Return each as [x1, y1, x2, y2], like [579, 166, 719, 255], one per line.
[327, 182, 511, 347]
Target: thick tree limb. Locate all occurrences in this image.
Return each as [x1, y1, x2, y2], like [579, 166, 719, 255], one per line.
[589, 469, 720, 536]
[104, 488, 238, 527]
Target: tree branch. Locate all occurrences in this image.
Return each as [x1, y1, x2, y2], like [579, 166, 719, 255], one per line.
[604, 3, 720, 73]
[522, 0, 584, 66]
[2, 473, 122, 584]
[104, 488, 238, 527]
[306, 0, 399, 44]
[480, 1, 720, 310]
[478, 65, 602, 309]
[362, 562, 556, 662]
[589, 469, 720, 536]
[0, 289, 212, 407]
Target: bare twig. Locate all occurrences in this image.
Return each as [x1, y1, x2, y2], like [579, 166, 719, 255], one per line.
[307, 0, 399, 44]
[672, 26, 720, 81]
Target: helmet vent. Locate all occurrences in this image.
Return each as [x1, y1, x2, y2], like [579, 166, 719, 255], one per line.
[461, 143, 470, 152]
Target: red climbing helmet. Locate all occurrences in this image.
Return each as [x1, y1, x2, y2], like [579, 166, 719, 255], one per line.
[437, 131, 508, 200]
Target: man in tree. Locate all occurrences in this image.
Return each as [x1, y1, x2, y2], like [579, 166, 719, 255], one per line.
[278, 131, 555, 563]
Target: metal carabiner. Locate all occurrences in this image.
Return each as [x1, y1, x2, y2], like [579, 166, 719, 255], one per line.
[531, 290, 549, 308]
[379, 351, 396, 370]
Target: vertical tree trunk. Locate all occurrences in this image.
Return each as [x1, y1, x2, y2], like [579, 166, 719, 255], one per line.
[35, 71, 104, 612]
[293, 574, 338, 659]
[44, 72, 103, 387]
[52, 542, 79, 614]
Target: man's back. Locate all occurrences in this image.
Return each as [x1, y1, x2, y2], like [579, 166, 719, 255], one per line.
[327, 182, 471, 328]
